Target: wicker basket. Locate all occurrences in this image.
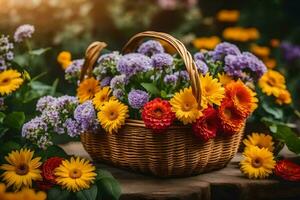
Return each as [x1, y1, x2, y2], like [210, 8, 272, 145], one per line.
[80, 31, 244, 177]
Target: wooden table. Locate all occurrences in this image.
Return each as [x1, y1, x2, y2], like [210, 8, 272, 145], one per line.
[61, 142, 300, 200]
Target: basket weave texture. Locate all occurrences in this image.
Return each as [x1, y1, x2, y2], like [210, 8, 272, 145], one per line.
[80, 31, 244, 177]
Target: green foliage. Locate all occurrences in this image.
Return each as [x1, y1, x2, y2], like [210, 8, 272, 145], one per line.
[96, 169, 121, 200]
[76, 185, 98, 200]
[141, 82, 160, 96]
[3, 112, 25, 130]
[48, 186, 71, 200]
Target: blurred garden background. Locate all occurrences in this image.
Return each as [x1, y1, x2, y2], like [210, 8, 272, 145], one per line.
[1, 0, 300, 100]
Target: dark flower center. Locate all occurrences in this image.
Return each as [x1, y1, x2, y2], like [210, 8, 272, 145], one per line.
[0, 78, 10, 85]
[252, 158, 262, 168]
[109, 111, 118, 120]
[153, 108, 163, 117]
[69, 169, 82, 179]
[16, 164, 29, 175]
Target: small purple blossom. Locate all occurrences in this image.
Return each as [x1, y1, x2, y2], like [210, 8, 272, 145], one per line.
[280, 42, 300, 62]
[174, 70, 190, 81]
[194, 52, 205, 61]
[101, 76, 112, 87]
[36, 96, 56, 112]
[14, 24, 35, 43]
[128, 89, 149, 109]
[151, 53, 173, 69]
[110, 74, 127, 89]
[117, 53, 152, 76]
[64, 118, 82, 137]
[164, 74, 178, 84]
[195, 59, 208, 75]
[74, 100, 97, 131]
[113, 89, 125, 99]
[0, 35, 14, 68]
[137, 40, 164, 56]
[213, 42, 241, 61]
[97, 51, 121, 65]
[65, 59, 84, 82]
[224, 52, 267, 81]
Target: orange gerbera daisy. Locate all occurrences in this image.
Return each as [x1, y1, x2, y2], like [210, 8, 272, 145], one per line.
[218, 98, 245, 135]
[77, 78, 100, 103]
[225, 81, 258, 118]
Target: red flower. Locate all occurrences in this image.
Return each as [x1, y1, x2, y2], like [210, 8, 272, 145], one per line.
[218, 98, 245, 135]
[42, 157, 64, 184]
[274, 160, 300, 181]
[36, 180, 54, 191]
[142, 98, 175, 133]
[192, 107, 218, 141]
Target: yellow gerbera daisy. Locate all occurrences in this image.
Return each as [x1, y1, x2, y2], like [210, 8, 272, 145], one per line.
[93, 86, 114, 110]
[0, 149, 42, 190]
[0, 69, 24, 96]
[218, 73, 233, 86]
[200, 73, 225, 108]
[240, 146, 275, 179]
[55, 157, 97, 192]
[170, 87, 202, 124]
[259, 70, 286, 96]
[276, 89, 292, 105]
[77, 77, 101, 103]
[97, 99, 128, 134]
[16, 188, 47, 200]
[243, 133, 274, 152]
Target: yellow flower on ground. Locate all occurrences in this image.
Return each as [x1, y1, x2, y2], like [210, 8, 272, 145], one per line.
[192, 36, 221, 50]
[263, 58, 276, 69]
[77, 77, 101, 103]
[243, 133, 274, 152]
[16, 188, 47, 200]
[55, 157, 97, 192]
[0, 69, 24, 96]
[240, 146, 275, 179]
[276, 89, 292, 105]
[97, 99, 128, 134]
[218, 73, 234, 86]
[57, 51, 72, 70]
[170, 87, 202, 124]
[216, 9, 240, 22]
[259, 70, 286, 96]
[0, 149, 42, 190]
[250, 44, 270, 58]
[223, 27, 260, 42]
[93, 86, 114, 110]
[200, 73, 225, 107]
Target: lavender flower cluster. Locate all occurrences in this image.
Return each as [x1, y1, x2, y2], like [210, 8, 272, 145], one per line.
[14, 24, 35, 43]
[197, 42, 267, 82]
[0, 35, 14, 71]
[22, 95, 99, 149]
[65, 59, 84, 83]
[280, 42, 300, 62]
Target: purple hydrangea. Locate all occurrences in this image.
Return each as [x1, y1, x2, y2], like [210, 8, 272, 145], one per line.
[22, 117, 52, 149]
[194, 52, 205, 61]
[212, 42, 241, 61]
[151, 53, 173, 69]
[14, 24, 35, 43]
[74, 100, 97, 131]
[195, 59, 208, 75]
[224, 52, 267, 81]
[36, 96, 56, 112]
[137, 40, 164, 56]
[0, 59, 7, 71]
[110, 74, 127, 89]
[64, 118, 82, 137]
[280, 42, 300, 62]
[164, 74, 178, 84]
[0, 35, 14, 69]
[117, 53, 152, 76]
[113, 89, 125, 99]
[97, 51, 121, 65]
[65, 59, 84, 82]
[94, 52, 121, 80]
[128, 89, 149, 109]
[100, 76, 112, 87]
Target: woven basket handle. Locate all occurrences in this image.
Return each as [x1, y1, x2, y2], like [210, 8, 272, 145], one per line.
[80, 31, 201, 108]
[123, 31, 201, 107]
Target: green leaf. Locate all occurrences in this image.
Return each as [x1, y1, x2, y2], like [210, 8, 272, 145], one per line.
[48, 187, 70, 200]
[76, 185, 97, 200]
[269, 124, 300, 154]
[51, 79, 59, 96]
[96, 169, 114, 181]
[4, 112, 25, 130]
[37, 145, 68, 160]
[0, 141, 21, 155]
[141, 83, 160, 96]
[262, 102, 283, 119]
[97, 178, 121, 200]
[0, 112, 6, 123]
[29, 47, 51, 56]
